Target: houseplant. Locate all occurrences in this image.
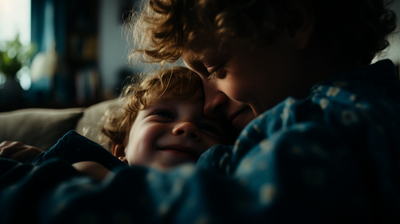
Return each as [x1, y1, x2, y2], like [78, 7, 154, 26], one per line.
[0, 34, 36, 80]
[0, 35, 36, 105]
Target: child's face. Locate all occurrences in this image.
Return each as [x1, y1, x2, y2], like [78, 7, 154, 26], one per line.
[123, 90, 232, 170]
[183, 34, 308, 130]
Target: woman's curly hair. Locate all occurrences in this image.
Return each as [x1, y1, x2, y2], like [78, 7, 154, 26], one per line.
[127, 0, 397, 65]
[101, 66, 202, 148]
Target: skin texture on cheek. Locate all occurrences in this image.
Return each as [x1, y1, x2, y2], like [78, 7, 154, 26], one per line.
[186, 37, 305, 116]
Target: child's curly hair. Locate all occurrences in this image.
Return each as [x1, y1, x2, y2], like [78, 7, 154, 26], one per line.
[101, 66, 202, 148]
[127, 0, 397, 66]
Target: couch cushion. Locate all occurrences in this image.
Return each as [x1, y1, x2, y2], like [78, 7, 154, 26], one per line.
[0, 108, 84, 151]
[76, 99, 120, 152]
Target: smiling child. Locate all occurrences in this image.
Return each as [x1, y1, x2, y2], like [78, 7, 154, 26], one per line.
[0, 67, 236, 180]
[102, 66, 236, 170]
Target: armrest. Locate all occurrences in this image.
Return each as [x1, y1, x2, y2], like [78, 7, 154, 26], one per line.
[0, 108, 84, 151]
[76, 99, 120, 152]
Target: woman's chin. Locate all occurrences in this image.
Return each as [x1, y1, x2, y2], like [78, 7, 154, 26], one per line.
[232, 107, 256, 130]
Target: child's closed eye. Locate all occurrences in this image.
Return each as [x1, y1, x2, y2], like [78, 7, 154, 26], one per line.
[153, 110, 174, 119]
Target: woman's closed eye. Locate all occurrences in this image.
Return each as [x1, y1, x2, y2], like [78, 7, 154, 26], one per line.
[207, 63, 226, 80]
[208, 69, 226, 80]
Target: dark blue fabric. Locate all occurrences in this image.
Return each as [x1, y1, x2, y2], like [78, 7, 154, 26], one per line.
[32, 130, 128, 170]
[1, 60, 400, 223]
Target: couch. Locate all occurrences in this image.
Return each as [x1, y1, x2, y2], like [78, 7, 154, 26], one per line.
[0, 99, 120, 152]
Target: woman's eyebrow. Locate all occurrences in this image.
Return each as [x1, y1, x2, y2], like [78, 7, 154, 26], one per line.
[184, 57, 210, 76]
[183, 54, 202, 70]
[189, 53, 206, 62]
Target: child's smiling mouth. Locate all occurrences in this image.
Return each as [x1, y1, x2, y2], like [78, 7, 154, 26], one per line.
[158, 144, 200, 159]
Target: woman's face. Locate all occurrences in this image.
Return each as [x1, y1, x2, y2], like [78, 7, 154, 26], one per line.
[183, 34, 305, 130]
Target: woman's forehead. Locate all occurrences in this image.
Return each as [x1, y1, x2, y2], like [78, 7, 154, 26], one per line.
[183, 41, 233, 61]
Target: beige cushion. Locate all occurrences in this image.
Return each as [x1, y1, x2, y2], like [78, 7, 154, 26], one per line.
[76, 99, 121, 152]
[0, 108, 84, 151]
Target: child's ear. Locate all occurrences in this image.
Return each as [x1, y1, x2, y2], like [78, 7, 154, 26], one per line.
[111, 143, 128, 164]
[282, 0, 315, 49]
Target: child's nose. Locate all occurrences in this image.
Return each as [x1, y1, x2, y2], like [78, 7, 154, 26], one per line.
[172, 122, 201, 140]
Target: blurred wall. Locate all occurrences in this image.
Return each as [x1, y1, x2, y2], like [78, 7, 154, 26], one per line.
[99, 0, 182, 98]
[387, 0, 400, 65]
[99, 0, 133, 98]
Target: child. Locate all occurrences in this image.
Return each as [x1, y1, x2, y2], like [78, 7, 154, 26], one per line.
[101, 66, 236, 169]
[0, 67, 237, 180]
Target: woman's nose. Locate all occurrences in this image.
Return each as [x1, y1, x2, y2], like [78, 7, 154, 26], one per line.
[172, 122, 201, 140]
[203, 90, 229, 119]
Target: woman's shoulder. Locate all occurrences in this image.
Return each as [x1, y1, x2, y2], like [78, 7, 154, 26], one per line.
[241, 59, 400, 143]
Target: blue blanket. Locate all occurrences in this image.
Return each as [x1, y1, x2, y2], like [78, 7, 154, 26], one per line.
[1, 60, 400, 223]
[32, 130, 127, 170]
